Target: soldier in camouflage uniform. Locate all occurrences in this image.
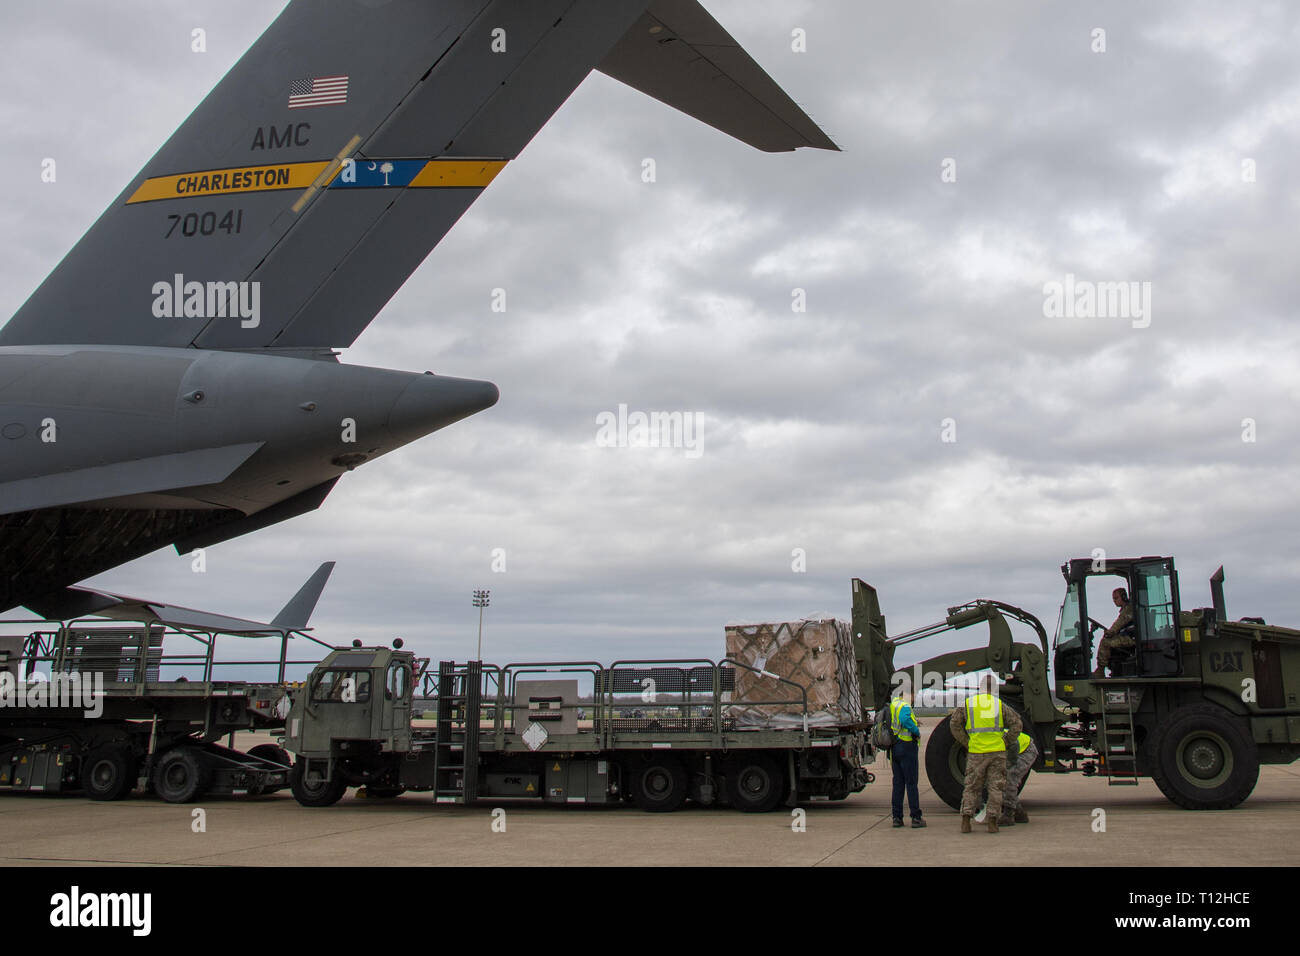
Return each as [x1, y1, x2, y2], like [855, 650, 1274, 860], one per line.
[1094, 587, 1135, 677]
[949, 673, 1022, 833]
[997, 732, 1039, 826]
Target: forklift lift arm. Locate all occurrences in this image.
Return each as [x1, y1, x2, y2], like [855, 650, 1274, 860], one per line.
[888, 600, 1058, 725]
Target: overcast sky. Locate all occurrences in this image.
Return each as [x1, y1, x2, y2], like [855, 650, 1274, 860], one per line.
[3, 1, 1299, 674]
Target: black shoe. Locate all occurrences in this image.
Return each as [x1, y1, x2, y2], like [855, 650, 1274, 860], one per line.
[911, 817, 927, 828]
[892, 817, 904, 828]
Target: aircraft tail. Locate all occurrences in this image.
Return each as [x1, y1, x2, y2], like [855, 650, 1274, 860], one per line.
[0, 0, 835, 353]
[271, 561, 336, 631]
[598, 0, 839, 152]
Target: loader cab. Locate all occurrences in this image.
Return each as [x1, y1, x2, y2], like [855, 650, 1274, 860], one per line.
[290, 646, 413, 756]
[1053, 556, 1183, 686]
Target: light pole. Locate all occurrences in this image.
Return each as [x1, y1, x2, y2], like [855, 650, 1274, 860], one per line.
[473, 589, 490, 661]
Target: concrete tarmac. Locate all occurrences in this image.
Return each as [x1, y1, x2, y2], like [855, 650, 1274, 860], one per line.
[1, 736, 1296, 866]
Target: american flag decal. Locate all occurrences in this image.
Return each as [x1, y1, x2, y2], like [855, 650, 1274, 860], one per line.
[288, 75, 349, 109]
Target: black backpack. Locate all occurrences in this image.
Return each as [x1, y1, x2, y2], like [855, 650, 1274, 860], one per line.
[871, 705, 895, 750]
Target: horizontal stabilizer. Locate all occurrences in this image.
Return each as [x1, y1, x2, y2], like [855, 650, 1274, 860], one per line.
[0, 443, 263, 516]
[23, 589, 278, 634]
[24, 562, 337, 634]
[597, 0, 838, 152]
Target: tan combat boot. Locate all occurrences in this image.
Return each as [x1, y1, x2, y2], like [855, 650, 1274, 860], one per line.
[961, 814, 972, 833]
[987, 816, 999, 833]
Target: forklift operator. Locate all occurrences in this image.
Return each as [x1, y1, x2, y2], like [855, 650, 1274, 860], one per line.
[1094, 587, 1135, 677]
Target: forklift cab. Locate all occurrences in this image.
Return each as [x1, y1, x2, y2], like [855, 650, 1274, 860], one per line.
[1053, 556, 1183, 683]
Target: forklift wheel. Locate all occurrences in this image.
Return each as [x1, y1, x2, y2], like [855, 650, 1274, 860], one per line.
[924, 706, 1030, 811]
[923, 719, 966, 811]
[1149, 703, 1259, 810]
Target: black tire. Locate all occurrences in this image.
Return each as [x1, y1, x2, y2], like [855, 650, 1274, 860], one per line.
[925, 707, 1028, 811]
[629, 756, 688, 812]
[82, 746, 136, 802]
[924, 718, 967, 811]
[290, 759, 347, 807]
[152, 747, 212, 804]
[726, 753, 785, 812]
[1149, 703, 1259, 810]
[247, 743, 292, 767]
[246, 744, 293, 795]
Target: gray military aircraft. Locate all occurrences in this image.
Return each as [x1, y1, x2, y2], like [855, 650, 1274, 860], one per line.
[0, 0, 836, 614]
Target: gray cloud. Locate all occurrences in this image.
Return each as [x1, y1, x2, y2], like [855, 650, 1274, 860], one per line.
[3, 1, 1299, 673]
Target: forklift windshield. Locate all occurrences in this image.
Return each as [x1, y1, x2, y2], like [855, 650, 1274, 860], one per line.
[1053, 581, 1088, 679]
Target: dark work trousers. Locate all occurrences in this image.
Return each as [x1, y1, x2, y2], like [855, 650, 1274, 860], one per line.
[890, 739, 922, 820]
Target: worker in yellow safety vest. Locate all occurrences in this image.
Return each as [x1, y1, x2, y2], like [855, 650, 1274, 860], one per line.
[947, 672, 1022, 833]
[887, 691, 925, 828]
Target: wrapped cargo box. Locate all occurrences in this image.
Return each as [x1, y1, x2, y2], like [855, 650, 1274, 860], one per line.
[724, 619, 862, 729]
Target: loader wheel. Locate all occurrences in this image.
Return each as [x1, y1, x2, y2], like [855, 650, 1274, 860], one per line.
[725, 753, 784, 813]
[152, 747, 212, 804]
[629, 756, 688, 812]
[1149, 704, 1259, 810]
[924, 719, 967, 811]
[246, 744, 292, 795]
[83, 746, 136, 802]
[290, 759, 347, 807]
[924, 707, 1029, 811]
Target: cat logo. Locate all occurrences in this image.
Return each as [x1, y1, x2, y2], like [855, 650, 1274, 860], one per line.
[525, 782, 535, 793]
[1210, 651, 1245, 673]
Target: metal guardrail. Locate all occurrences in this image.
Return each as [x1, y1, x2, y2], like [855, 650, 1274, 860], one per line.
[417, 657, 815, 749]
[1, 615, 336, 687]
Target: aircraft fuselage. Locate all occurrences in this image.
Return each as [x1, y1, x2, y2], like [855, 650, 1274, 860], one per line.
[0, 345, 497, 610]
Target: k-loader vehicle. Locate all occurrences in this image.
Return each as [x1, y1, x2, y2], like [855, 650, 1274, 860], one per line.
[281, 635, 883, 813]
